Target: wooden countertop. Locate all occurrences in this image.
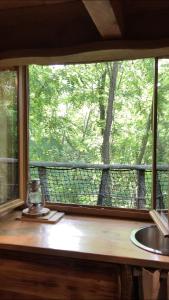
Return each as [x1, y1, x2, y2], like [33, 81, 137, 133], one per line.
[0, 211, 169, 269]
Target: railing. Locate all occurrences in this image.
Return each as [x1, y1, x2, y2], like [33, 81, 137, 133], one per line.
[29, 161, 169, 209]
[0, 157, 18, 203]
[0, 158, 168, 209]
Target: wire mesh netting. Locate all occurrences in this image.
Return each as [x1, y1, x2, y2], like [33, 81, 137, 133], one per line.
[29, 163, 168, 209]
[157, 171, 169, 209]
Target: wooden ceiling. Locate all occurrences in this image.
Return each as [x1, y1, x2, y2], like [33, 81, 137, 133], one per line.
[1, 0, 169, 66]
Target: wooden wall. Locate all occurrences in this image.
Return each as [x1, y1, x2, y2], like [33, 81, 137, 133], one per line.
[0, 250, 125, 300]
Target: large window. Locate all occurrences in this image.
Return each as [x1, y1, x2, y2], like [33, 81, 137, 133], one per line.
[0, 59, 168, 215]
[29, 59, 155, 210]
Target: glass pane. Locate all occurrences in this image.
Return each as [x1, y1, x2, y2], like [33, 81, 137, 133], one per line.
[156, 59, 169, 209]
[0, 70, 18, 204]
[29, 59, 154, 209]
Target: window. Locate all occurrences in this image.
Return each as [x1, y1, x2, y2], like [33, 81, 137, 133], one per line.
[0, 58, 166, 216]
[29, 59, 156, 211]
[156, 59, 169, 210]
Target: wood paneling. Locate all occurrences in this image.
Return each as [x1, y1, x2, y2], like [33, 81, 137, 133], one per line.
[0, 1, 100, 52]
[0, 253, 121, 300]
[124, 0, 169, 14]
[0, 0, 168, 60]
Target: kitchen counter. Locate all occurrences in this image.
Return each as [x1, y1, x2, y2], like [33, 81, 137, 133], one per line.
[0, 211, 168, 269]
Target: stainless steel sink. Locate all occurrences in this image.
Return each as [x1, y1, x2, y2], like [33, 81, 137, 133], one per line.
[131, 225, 169, 255]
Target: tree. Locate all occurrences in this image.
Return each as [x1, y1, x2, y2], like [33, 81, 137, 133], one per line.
[98, 62, 119, 206]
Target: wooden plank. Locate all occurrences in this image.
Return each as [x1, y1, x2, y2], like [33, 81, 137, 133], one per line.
[0, 257, 121, 300]
[0, 199, 23, 214]
[1, 39, 169, 67]
[17, 211, 65, 224]
[149, 210, 169, 237]
[82, 0, 122, 39]
[47, 203, 151, 221]
[29, 160, 155, 170]
[18, 66, 29, 202]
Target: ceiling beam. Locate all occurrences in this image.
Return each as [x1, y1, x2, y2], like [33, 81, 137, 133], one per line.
[82, 0, 123, 39]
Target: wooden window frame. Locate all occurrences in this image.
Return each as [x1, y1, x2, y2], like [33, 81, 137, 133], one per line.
[0, 58, 161, 222]
[0, 66, 29, 215]
[28, 58, 159, 222]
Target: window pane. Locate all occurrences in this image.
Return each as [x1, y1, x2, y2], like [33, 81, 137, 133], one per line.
[29, 59, 154, 209]
[156, 59, 169, 209]
[0, 70, 18, 203]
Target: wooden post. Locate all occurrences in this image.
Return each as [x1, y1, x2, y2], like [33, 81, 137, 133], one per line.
[136, 170, 146, 209]
[156, 174, 165, 209]
[97, 169, 112, 206]
[18, 66, 29, 203]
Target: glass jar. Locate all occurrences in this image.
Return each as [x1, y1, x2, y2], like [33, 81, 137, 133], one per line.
[26, 179, 45, 214]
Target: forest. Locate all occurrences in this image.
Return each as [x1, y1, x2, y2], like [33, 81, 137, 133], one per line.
[29, 59, 155, 165]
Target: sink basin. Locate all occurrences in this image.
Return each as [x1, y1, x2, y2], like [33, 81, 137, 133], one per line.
[131, 225, 169, 255]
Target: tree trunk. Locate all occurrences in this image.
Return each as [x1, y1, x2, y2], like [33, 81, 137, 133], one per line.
[136, 103, 153, 208]
[137, 103, 153, 165]
[98, 69, 107, 136]
[98, 62, 119, 206]
[156, 173, 165, 209]
[101, 62, 118, 164]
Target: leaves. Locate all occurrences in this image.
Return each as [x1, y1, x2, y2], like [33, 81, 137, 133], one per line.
[29, 59, 155, 165]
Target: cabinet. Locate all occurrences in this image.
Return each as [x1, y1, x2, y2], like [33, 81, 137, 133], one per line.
[0, 250, 125, 300]
[0, 249, 168, 299]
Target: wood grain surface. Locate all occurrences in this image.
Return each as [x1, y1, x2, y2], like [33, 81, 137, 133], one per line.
[0, 212, 168, 299]
[0, 252, 121, 300]
[0, 211, 168, 269]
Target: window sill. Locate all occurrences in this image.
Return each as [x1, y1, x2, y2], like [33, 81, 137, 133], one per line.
[47, 203, 151, 221]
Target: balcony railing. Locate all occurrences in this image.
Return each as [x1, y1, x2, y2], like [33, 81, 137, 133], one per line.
[29, 161, 169, 209]
[0, 158, 168, 209]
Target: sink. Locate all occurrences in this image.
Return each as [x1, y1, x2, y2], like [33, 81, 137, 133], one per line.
[131, 225, 169, 255]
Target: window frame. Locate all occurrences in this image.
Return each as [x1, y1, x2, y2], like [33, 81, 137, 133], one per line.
[28, 58, 159, 221]
[0, 58, 162, 221]
[0, 66, 29, 215]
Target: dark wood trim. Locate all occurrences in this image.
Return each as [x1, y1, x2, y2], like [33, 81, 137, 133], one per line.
[152, 58, 158, 209]
[0, 0, 72, 10]
[1, 39, 169, 66]
[18, 66, 29, 202]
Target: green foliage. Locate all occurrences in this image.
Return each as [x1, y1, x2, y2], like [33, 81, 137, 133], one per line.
[29, 59, 154, 165]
